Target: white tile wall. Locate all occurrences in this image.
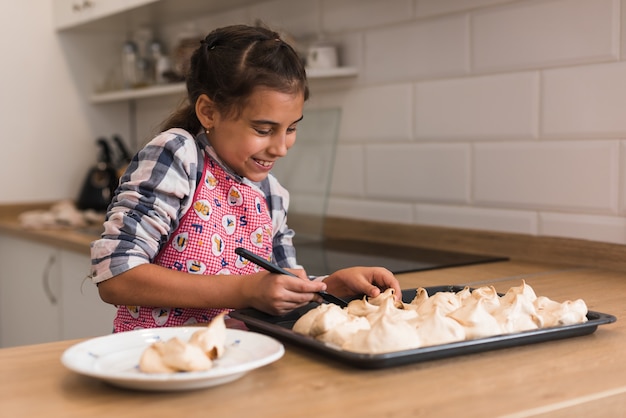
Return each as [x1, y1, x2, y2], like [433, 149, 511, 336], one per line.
[137, 0, 626, 245]
[321, 0, 413, 33]
[364, 15, 469, 83]
[312, 84, 413, 142]
[542, 62, 626, 138]
[622, 141, 626, 214]
[249, 0, 320, 38]
[415, 204, 538, 234]
[472, 0, 619, 72]
[415, 72, 538, 140]
[327, 197, 415, 223]
[473, 141, 620, 212]
[414, 0, 516, 18]
[288, 192, 329, 215]
[329, 144, 366, 197]
[365, 143, 470, 202]
[135, 94, 182, 146]
[539, 212, 626, 244]
[621, 0, 626, 60]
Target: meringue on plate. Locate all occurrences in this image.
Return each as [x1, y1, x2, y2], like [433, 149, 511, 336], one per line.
[139, 313, 227, 374]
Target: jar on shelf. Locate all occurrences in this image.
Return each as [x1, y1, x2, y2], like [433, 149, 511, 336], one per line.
[149, 40, 171, 84]
[172, 24, 202, 81]
[121, 40, 138, 89]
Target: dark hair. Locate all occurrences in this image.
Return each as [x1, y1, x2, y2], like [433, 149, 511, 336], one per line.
[161, 24, 309, 133]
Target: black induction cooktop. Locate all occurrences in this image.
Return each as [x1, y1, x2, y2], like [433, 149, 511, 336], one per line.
[293, 238, 507, 277]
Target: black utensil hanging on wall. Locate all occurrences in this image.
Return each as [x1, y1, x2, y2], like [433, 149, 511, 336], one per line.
[111, 134, 133, 178]
[76, 138, 119, 212]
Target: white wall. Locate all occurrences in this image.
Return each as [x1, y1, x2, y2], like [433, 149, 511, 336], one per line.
[3, 0, 625, 247]
[164, 0, 625, 245]
[0, 1, 130, 204]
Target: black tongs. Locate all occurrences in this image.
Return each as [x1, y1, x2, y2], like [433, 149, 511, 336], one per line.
[235, 247, 349, 307]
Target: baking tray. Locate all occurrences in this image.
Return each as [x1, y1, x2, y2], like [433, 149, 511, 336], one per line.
[230, 286, 617, 369]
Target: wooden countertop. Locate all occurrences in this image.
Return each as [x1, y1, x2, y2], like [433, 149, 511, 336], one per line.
[0, 202, 96, 255]
[4, 202, 626, 272]
[2, 260, 624, 417]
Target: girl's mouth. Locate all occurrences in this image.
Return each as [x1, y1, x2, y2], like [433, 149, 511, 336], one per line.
[253, 158, 274, 168]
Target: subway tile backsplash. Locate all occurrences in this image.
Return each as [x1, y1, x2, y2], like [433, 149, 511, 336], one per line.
[473, 140, 620, 213]
[542, 62, 626, 137]
[364, 143, 470, 203]
[321, 0, 414, 33]
[364, 15, 469, 83]
[471, 0, 619, 72]
[414, 72, 539, 140]
[539, 212, 626, 245]
[414, 0, 516, 18]
[415, 204, 539, 235]
[141, 0, 626, 245]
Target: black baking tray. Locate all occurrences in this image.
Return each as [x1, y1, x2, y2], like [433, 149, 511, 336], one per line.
[230, 286, 617, 369]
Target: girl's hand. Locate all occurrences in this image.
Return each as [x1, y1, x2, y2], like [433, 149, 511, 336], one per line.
[322, 267, 401, 300]
[243, 271, 326, 316]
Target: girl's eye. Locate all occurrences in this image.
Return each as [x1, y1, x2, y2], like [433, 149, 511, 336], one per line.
[254, 125, 297, 135]
[254, 128, 271, 135]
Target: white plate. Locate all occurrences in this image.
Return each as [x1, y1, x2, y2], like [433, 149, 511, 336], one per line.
[61, 327, 284, 391]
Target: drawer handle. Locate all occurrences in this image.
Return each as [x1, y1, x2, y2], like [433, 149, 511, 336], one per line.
[42, 254, 58, 305]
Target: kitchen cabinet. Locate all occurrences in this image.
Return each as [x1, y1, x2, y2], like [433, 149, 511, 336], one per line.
[0, 235, 115, 348]
[54, 0, 259, 33]
[54, 0, 358, 104]
[59, 249, 115, 340]
[54, 0, 159, 31]
[0, 237, 61, 347]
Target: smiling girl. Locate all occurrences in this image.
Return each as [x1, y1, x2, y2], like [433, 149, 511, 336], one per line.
[90, 24, 400, 332]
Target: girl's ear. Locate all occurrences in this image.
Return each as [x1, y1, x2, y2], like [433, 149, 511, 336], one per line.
[195, 94, 217, 129]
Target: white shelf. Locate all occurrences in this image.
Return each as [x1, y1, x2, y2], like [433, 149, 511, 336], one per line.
[90, 67, 358, 104]
[90, 83, 186, 103]
[306, 66, 358, 79]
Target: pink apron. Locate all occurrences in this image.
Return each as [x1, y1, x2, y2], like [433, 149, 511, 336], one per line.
[113, 153, 273, 332]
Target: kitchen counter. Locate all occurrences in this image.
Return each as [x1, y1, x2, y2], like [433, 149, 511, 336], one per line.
[5, 201, 626, 273]
[0, 203, 96, 255]
[2, 260, 624, 417]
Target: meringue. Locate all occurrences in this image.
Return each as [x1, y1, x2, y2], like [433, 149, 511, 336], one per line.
[415, 291, 461, 316]
[471, 285, 501, 314]
[448, 298, 502, 340]
[317, 315, 371, 348]
[492, 292, 542, 333]
[534, 296, 588, 327]
[291, 281, 589, 355]
[343, 313, 421, 354]
[189, 313, 227, 359]
[139, 313, 227, 373]
[415, 306, 466, 347]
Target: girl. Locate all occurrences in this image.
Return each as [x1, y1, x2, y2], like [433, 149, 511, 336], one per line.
[90, 24, 400, 332]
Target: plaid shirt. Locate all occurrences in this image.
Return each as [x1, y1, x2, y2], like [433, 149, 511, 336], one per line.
[90, 128, 299, 284]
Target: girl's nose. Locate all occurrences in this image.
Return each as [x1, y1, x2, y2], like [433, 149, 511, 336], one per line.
[268, 133, 289, 157]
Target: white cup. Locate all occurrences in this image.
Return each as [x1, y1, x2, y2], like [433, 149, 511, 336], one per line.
[306, 45, 338, 69]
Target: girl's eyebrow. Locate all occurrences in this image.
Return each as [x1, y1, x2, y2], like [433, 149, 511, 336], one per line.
[251, 115, 304, 125]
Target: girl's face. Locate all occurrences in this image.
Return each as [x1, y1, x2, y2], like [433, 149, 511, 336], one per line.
[202, 88, 305, 183]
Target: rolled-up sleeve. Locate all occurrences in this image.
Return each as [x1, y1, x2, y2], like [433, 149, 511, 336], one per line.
[262, 175, 301, 270]
[90, 129, 200, 284]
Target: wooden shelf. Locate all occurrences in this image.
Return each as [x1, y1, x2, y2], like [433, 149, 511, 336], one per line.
[90, 67, 358, 104]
